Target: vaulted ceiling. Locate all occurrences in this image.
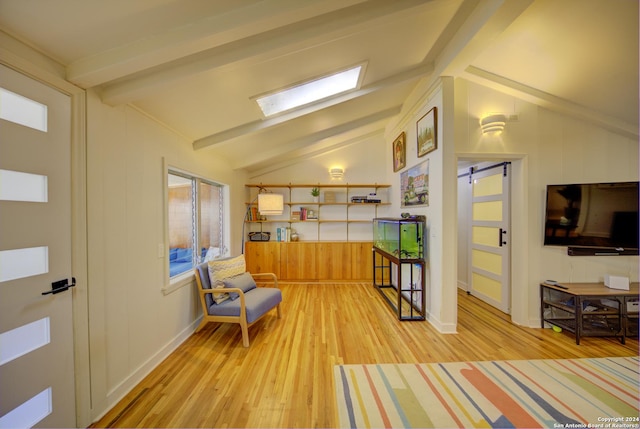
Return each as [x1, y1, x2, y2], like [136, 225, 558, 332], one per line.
[0, 0, 637, 175]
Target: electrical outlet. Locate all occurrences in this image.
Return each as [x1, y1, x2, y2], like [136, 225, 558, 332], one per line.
[157, 243, 164, 258]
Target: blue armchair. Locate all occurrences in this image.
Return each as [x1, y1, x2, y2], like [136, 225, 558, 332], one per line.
[193, 254, 282, 347]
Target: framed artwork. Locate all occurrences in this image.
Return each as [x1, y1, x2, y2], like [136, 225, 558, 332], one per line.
[417, 107, 437, 157]
[401, 159, 429, 207]
[392, 131, 406, 172]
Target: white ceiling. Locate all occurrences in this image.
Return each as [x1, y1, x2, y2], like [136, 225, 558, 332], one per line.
[1, 0, 637, 175]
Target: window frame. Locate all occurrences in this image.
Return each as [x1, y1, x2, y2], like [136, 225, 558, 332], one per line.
[162, 161, 229, 294]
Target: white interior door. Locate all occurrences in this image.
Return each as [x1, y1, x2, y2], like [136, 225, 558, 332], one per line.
[0, 65, 76, 428]
[468, 163, 511, 314]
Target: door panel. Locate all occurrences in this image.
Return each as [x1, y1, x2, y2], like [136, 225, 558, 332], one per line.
[0, 65, 75, 428]
[468, 164, 511, 313]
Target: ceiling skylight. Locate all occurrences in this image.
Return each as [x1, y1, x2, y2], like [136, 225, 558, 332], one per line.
[255, 65, 363, 117]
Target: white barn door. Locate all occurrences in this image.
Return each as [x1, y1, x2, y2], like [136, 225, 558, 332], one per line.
[468, 163, 511, 314]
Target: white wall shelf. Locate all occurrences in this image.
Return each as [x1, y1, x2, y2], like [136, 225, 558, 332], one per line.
[245, 183, 390, 241]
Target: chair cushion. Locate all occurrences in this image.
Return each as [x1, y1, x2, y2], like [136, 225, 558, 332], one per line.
[195, 262, 216, 307]
[208, 255, 246, 304]
[207, 287, 282, 323]
[223, 272, 257, 300]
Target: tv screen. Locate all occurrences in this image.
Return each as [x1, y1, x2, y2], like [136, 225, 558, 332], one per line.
[544, 181, 639, 251]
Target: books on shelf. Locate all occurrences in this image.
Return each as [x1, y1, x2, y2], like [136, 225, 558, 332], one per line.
[297, 207, 317, 220]
[275, 227, 292, 242]
[246, 205, 259, 221]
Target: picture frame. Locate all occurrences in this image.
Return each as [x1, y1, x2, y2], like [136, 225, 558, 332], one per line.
[392, 131, 406, 172]
[401, 159, 429, 207]
[417, 107, 437, 157]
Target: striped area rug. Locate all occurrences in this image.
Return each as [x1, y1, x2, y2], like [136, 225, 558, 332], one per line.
[334, 357, 639, 428]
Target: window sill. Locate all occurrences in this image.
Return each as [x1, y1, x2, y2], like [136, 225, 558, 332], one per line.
[162, 271, 194, 296]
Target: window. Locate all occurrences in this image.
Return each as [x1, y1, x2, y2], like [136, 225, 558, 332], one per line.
[254, 64, 364, 117]
[167, 171, 225, 279]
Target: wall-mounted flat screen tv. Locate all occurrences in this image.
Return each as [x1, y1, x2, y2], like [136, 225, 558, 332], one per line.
[544, 181, 639, 253]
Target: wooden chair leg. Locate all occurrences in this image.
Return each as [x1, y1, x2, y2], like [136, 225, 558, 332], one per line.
[240, 320, 250, 347]
[276, 303, 282, 319]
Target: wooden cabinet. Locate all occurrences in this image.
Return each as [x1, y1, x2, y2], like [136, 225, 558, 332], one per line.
[245, 241, 372, 281]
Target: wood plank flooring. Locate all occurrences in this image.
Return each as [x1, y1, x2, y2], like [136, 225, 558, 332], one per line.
[91, 283, 638, 428]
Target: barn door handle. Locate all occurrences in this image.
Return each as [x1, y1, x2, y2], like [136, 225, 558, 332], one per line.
[499, 229, 507, 247]
[42, 277, 76, 295]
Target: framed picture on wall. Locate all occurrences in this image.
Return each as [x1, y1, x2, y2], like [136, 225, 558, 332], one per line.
[417, 107, 437, 157]
[392, 131, 406, 172]
[401, 159, 429, 207]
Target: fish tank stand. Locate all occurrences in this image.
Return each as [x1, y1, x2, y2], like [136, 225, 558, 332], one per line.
[372, 217, 426, 320]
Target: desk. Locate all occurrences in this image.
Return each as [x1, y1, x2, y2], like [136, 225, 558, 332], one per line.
[540, 282, 639, 345]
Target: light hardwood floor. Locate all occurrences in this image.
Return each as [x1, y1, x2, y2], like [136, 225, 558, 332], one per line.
[92, 283, 638, 428]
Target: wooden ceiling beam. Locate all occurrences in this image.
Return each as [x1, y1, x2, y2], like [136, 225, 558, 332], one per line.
[193, 63, 432, 150]
[97, 0, 436, 105]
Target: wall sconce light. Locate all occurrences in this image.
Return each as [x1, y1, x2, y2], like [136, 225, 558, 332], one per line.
[480, 114, 507, 134]
[329, 167, 344, 179]
[257, 193, 284, 215]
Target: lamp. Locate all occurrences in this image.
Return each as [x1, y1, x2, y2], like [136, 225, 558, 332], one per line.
[329, 167, 344, 179]
[480, 114, 507, 134]
[257, 193, 284, 215]
[241, 188, 283, 253]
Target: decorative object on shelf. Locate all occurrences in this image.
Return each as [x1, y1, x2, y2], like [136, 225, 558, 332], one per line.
[417, 106, 437, 156]
[311, 186, 320, 203]
[392, 131, 406, 172]
[401, 160, 429, 207]
[324, 191, 336, 203]
[248, 231, 270, 241]
[480, 113, 507, 135]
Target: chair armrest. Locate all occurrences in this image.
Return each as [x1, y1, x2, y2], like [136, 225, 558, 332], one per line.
[251, 272, 278, 288]
[200, 287, 244, 297]
[200, 287, 247, 309]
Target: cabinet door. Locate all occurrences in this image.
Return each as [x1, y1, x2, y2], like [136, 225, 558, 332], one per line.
[281, 242, 317, 280]
[350, 242, 373, 281]
[317, 242, 351, 280]
[245, 242, 280, 278]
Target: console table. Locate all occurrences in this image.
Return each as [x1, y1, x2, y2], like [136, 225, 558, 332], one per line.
[540, 282, 639, 345]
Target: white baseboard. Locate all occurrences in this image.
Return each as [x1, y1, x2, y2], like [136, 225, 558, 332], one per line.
[425, 312, 458, 334]
[93, 317, 201, 422]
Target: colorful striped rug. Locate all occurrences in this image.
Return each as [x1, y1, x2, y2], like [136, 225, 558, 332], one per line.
[334, 357, 639, 428]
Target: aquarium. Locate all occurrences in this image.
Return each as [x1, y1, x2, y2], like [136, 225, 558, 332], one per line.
[373, 216, 425, 259]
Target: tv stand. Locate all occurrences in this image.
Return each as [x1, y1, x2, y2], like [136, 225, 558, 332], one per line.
[540, 282, 639, 344]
